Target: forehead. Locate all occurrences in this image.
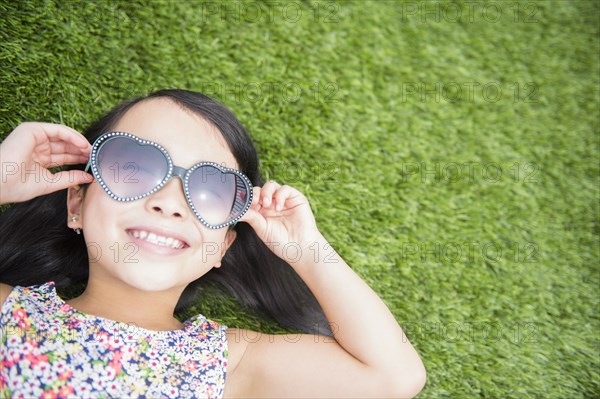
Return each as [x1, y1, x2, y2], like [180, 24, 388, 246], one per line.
[110, 98, 238, 169]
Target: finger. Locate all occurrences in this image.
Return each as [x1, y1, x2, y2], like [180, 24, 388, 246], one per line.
[274, 185, 295, 211]
[249, 186, 262, 207]
[70, 170, 95, 184]
[49, 139, 91, 155]
[239, 207, 267, 235]
[34, 150, 89, 168]
[31, 122, 90, 149]
[260, 181, 281, 208]
[41, 170, 94, 194]
[47, 153, 90, 167]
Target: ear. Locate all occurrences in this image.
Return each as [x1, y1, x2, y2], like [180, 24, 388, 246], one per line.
[214, 228, 237, 268]
[66, 185, 85, 229]
[222, 228, 237, 255]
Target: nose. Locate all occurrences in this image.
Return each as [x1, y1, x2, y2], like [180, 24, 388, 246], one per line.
[144, 178, 189, 219]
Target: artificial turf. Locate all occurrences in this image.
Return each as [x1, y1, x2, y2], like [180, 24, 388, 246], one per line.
[1, 0, 598, 397]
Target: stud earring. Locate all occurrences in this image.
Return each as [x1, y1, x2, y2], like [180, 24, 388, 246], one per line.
[71, 216, 82, 235]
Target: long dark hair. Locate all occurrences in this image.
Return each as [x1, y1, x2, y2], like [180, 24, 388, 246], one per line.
[0, 89, 331, 336]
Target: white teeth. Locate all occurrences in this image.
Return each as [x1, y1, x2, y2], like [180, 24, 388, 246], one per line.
[128, 230, 185, 249]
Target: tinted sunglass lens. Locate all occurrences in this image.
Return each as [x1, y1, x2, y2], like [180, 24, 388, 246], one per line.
[188, 166, 246, 226]
[97, 137, 168, 199]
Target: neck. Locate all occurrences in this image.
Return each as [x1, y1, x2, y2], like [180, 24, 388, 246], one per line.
[66, 274, 185, 332]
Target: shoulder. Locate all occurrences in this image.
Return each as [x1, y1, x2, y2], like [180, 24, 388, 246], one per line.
[225, 328, 250, 371]
[187, 314, 228, 341]
[0, 282, 13, 307]
[223, 329, 346, 397]
[223, 328, 253, 397]
[0, 281, 56, 313]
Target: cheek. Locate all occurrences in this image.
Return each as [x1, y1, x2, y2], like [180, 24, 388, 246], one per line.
[79, 186, 133, 250]
[193, 231, 232, 261]
[81, 184, 112, 217]
[81, 183, 135, 221]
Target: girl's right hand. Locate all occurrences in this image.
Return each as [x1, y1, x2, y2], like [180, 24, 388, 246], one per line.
[0, 122, 94, 205]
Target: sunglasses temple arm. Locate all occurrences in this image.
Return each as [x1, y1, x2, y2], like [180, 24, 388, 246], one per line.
[84, 162, 92, 173]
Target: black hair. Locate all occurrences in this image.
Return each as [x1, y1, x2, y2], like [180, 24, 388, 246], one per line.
[0, 89, 331, 336]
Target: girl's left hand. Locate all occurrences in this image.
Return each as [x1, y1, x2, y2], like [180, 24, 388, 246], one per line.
[239, 181, 323, 264]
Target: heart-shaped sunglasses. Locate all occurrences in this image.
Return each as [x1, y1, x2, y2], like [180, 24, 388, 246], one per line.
[85, 132, 253, 229]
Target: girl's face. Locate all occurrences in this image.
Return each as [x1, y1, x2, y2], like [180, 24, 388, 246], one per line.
[68, 98, 238, 293]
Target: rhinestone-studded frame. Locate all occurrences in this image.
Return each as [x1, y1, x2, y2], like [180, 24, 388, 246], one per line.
[85, 132, 254, 229]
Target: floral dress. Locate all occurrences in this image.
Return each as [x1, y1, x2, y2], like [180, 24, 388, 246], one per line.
[0, 282, 228, 399]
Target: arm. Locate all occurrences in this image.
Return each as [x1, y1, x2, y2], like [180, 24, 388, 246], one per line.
[225, 183, 426, 398]
[0, 123, 92, 306]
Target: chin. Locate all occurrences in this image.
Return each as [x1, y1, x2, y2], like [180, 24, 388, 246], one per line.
[119, 272, 185, 293]
[106, 262, 211, 293]
[130, 281, 178, 292]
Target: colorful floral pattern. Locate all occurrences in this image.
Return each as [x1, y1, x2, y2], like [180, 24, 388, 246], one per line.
[0, 282, 228, 398]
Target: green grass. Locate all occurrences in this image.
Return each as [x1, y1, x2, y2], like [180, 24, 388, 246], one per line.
[1, 0, 598, 397]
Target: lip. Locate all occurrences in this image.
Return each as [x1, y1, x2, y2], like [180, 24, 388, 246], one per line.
[125, 226, 190, 256]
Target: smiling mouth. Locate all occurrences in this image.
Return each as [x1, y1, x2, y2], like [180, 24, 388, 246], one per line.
[126, 229, 188, 249]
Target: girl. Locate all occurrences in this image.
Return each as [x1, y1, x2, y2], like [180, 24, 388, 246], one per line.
[0, 89, 425, 398]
